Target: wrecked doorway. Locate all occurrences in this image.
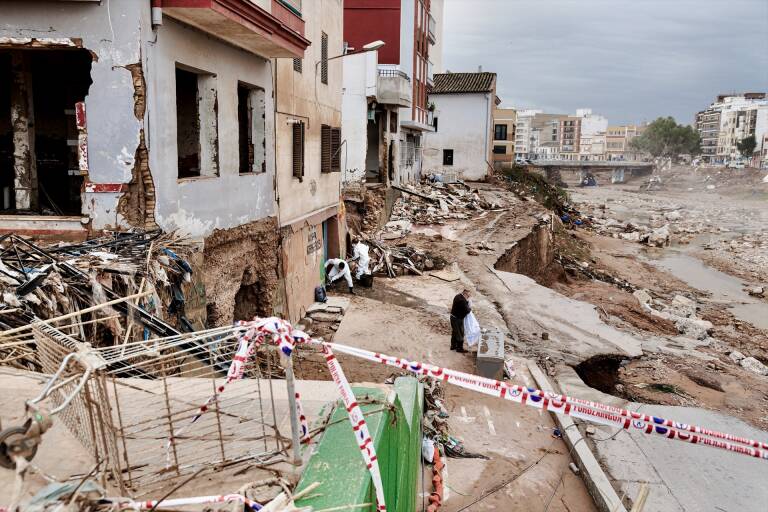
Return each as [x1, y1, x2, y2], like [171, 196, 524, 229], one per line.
[0, 48, 92, 214]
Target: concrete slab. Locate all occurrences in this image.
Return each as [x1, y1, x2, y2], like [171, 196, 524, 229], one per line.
[594, 405, 768, 512]
[306, 296, 350, 315]
[489, 269, 644, 362]
[556, 372, 768, 511]
[528, 363, 627, 512]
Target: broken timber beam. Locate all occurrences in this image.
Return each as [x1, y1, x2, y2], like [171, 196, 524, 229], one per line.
[392, 185, 438, 203]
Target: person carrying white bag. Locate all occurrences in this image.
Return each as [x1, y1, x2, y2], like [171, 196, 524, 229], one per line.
[450, 289, 473, 353]
[464, 310, 481, 348]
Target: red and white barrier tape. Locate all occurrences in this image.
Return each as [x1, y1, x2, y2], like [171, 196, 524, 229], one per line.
[170, 317, 766, 512]
[295, 391, 309, 442]
[323, 345, 388, 511]
[325, 341, 768, 461]
[172, 318, 389, 511]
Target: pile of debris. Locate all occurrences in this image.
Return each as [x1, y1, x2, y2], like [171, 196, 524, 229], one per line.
[0, 231, 194, 370]
[632, 290, 714, 341]
[390, 182, 500, 225]
[366, 238, 446, 278]
[711, 232, 768, 278]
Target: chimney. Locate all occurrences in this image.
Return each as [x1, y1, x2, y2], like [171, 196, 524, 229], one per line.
[478, 65, 483, 73]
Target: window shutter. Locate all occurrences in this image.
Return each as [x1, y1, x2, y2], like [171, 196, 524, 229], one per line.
[331, 127, 341, 172]
[321, 124, 331, 173]
[293, 58, 302, 73]
[321, 32, 328, 85]
[292, 122, 304, 179]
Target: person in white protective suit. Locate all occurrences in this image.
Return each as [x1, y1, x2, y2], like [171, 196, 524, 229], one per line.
[325, 258, 354, 294]
[351, 240, 371, 280]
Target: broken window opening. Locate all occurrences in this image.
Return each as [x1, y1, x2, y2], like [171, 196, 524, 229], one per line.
[233, 278, 264, 321]
[237, 83, 266, 174]
[0, 48, 92, 215]
[176, 66, 218, 179]
[443, 149, 454, 166]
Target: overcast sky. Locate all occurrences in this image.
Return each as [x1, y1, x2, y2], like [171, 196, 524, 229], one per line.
[443, 0, 768, 125]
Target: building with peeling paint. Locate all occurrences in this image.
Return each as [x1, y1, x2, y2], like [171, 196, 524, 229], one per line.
[0, 0, 311, 326]
[273, 0, 347, 322]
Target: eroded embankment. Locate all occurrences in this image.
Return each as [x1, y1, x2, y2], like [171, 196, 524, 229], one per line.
[494, 222, 555, 280]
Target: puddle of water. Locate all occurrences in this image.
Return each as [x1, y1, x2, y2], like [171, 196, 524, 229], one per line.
[645, 251, 768, 330]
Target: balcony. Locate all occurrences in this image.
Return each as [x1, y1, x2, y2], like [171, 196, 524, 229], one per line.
[428, 13, 437, 44]
[162, 0, 310, 58]
[377, 68, 411, 108]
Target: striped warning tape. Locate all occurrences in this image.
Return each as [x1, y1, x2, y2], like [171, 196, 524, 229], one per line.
[326, 341, 768, 460]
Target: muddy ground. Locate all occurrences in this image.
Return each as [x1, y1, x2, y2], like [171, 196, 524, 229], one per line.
[564, 166, 768, 430]
[296, 171, 767, 509]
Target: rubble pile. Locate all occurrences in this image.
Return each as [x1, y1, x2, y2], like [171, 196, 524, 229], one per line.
[633, 290, 714, 341]
[390, 182, 499, 226]
[366, 238, 446, 278]
[710, 232, 768, 278]
[0, 231, 193, 369]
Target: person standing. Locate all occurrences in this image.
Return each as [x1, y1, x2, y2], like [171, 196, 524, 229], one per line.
[325, 258, 354, 294]
[450, 289, 471, 352]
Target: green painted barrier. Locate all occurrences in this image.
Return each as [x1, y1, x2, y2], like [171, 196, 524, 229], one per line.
[294, 377, 423, 512]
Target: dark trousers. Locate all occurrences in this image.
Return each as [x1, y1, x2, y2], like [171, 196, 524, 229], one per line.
[450, 315, 464, 350]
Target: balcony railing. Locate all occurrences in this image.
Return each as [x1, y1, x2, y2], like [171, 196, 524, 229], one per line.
[378, 68, 410, 80]
[377, 67, 411, 108]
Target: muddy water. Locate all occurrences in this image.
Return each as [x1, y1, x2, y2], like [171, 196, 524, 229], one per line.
[644, 251, 768, 330]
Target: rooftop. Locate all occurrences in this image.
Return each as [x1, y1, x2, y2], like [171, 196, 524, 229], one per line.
[430, 72, 496, 94]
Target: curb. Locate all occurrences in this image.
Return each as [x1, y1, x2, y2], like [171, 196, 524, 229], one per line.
[527, 362, 627, 512]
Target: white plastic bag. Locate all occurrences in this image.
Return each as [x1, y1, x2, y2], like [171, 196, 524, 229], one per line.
[422, 437, 435, 463]
[464, 312, 481, 347]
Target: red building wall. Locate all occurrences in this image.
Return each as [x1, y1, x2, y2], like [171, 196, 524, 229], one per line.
[344, 0, 401, 65]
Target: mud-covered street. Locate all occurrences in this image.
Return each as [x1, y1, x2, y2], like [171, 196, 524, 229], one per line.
[292, 170, 768, 511]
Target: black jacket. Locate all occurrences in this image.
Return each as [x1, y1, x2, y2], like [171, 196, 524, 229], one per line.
[451, 293, 471, 319]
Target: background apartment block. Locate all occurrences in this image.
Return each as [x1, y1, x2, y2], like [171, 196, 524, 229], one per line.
[559, 117, 581, 160]
[344, 0, 439, 184]
[492, 108, 516, 167]
[696, 93, 767, 164]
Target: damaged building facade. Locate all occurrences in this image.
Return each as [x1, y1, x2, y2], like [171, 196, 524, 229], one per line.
[0, 0, 310, 326]
[273, 0, 347, 322]
[341, 49, 409, 190]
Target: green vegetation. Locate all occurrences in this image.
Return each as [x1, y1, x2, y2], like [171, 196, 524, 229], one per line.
[737, 135, 757, 158]
[629, 117, 701, 158]
[501, 165, 569, 213]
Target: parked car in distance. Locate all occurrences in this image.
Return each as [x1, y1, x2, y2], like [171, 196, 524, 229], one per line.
[727, 160, 746, 169]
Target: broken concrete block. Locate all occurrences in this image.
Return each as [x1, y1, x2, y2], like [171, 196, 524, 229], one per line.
[309, 312, 342, 323]
[476, 329, 505, 380]
[740, 356, 768, 376]
[728, 351, 746, 363]
[633, 289, 652, 305]
[646, 225, 671, 247]
[674, 317, 713, 340]
[665, 295, 696, 318]
[747, 287, 764, 297]
[665, 210, 682, 221]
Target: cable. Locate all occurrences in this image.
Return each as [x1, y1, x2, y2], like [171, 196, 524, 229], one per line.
[453, 439, 557, 512]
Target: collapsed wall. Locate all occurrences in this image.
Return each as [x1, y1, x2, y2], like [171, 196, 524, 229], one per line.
[202, 217, 281, 327]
